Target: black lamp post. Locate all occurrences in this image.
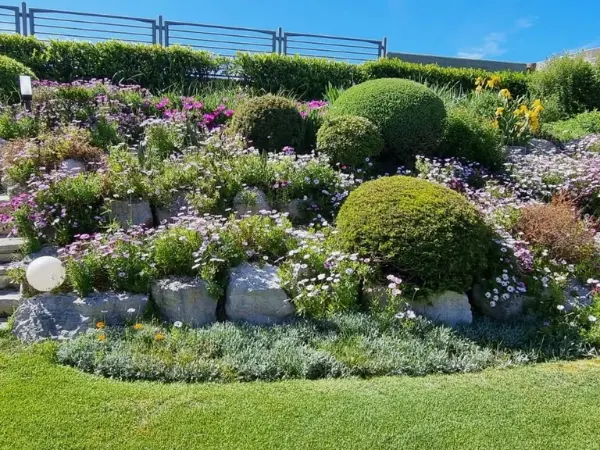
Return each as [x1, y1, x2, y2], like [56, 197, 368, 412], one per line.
[19, 75, 32, 112]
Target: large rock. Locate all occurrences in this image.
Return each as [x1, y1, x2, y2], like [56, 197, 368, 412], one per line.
[151, 278, 217, 327]
[410, 291, 472, 326]
[109, 200, 153, 229]
[156, 193, 189, 224]
[471, 284, 527, 320]
[233, 188, 270, 216]
[12, 291, 148, 342]
[527, 138, 558, 153]
[283, 198, 309, 221]
[60, 158, 86, 174]
[226, 263, 295, 324]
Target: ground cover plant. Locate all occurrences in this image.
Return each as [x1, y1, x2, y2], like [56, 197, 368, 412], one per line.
[0, 51, 599, 390]
[3, 330, 600, 450]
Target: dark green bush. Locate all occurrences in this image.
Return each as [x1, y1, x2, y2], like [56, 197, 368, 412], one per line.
[528, 56, 600, 117]
[541, 110, 600, 142]
[362, 58, 530, 97]
[336, 176, 491, 291]
[0, 34, 46, 74]
[316, 115, 383, 166]
[230, 94, 303, 152]
[329, 78, 447, 161]
[234, 52, 364, 100]
[440, 107, 505, 170]
[0, 55, 35, 103]
[0, 35, 223, 91]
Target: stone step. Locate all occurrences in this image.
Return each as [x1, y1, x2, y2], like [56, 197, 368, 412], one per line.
[0, 290, 21, 316]
[0, 237, 23, 263]
[0, 194, 10, 215]
[0, 263, 17, 289]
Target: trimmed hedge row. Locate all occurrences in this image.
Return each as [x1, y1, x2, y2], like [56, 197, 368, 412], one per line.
[0, 34, 224, 90]
[0, 34, 529, 98]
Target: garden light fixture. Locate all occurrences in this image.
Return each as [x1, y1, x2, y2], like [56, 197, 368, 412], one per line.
[19, 75, 32, 111]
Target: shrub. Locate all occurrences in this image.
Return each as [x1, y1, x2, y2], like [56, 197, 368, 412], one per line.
[230, 94, 303, 152]
[541, 111, 600, 142]
[0, 108, 41, 140]
[362, 58, 530, 97]
[0, 55, 35, 103]
[514, 197, 598, 265]
[234, 52, 364, 100]
[153, 227, 203, 277]
[329, 78, 447, 161]
[316, 115, 383, 167]
[529, 56, 600, 117]
[336, 176, 491, 291]
[440, 107, 504, 169]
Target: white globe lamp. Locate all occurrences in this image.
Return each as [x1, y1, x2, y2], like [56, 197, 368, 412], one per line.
[26, 256, 66, 292]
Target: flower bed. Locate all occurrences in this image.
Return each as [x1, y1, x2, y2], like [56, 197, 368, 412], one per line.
[0, 73, 599, 382]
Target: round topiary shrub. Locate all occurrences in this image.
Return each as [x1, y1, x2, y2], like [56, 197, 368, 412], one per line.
[230, 94, 303, 152]
[440, 107, 505, 170]
[0, 55, 35, 104]
[337, 176, 491, 291]
[316, 115, 384, 167]
[329, 78, 446, 161]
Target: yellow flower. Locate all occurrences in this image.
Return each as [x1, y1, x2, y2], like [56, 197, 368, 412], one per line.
[475, 85, 483, 94]
[96, 321, 105, 329]
[475, 76, 484, 86]
[514, 104, 529, 116]
[487, 75, 501, 89]
[154, 333, 165, 342]
[491, 120, 499, 129]
[98, 333, 106, 342]
[499, 89, 512, 99]
[495, 107, 505, 116]
[133, 323, 143, 330]
[532, 99, 544, 112]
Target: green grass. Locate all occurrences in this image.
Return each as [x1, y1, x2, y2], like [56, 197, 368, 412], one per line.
[541, 110, 600, 142]
[2, 335, 600, 449]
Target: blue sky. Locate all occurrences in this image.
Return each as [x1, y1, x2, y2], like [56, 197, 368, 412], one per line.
[26, 0, 600, 62]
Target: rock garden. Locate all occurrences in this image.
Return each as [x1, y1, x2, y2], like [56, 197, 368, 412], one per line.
[0, 37, 599, 382]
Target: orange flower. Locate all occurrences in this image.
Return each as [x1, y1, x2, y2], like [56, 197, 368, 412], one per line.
[133, 323, 143, 330]
[154, 333, 165, 342]
[96, 321, 105, 329]
[98, 333, 106, 342]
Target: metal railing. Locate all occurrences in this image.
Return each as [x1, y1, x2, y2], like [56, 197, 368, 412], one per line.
[0, 2, 386, 62]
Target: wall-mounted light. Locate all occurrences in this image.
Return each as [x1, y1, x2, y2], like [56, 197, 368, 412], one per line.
[19, 75, 32, 111]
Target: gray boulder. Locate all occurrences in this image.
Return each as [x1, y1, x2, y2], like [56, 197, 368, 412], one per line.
[109, 200, 153, 228]
[60, 158, 86, 174]
[471, 284, 527, 320]
[226, 263, 295, 324]
[233, 188, 270, 216]
[410, 291, 472, 326]
[156, 192, 190, 224]
[12, 291, 148, 342]
[151, 278, 217, 327]
[284, 198, 309, 221]
[527, 138, 558, 153]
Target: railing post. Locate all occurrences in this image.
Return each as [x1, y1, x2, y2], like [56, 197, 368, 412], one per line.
[282, 30, 287, 55]
[164, 22, 169, 47]
[158, 15, 163, 46]
[20, 2, 26, 35]
[272, 27, 279, 53]
[380, 37, 387, 58]
[27, 5, 34, 36]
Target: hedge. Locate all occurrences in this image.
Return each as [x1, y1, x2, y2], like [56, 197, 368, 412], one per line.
[0, 34, 531, 98]
[361, 58, 530, 97]
[0, 35, 224, 91]
[233, 53, 365, 99]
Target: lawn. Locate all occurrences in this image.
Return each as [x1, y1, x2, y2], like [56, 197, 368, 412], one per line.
[1, 336, 600, 450]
